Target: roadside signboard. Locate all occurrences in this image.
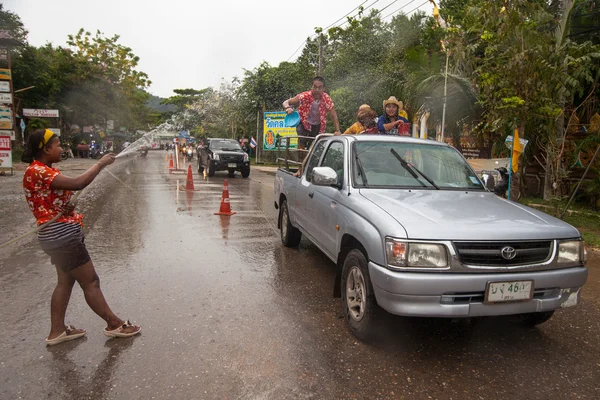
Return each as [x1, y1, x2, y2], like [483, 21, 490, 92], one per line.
[23, 109, 59, 118]
[0, 81, 9, 92]
[0, 135, 12, 168]
[0, 68, 11, 80]
[263, 111, 298, 151]
[0, 93, 12, 104]
[0, 48, 7, 61]
[0, 106, 12, 129]
[0, 129, 14, 140]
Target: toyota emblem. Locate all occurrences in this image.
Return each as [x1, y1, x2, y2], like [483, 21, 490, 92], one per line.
[501, 246, 517, 260]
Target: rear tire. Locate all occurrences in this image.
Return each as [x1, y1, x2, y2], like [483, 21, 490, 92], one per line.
[514, 311, 554, 327]
[280, 200, 301, 247]
[228, 169, 236, 177]
[341, 249, 378, 341]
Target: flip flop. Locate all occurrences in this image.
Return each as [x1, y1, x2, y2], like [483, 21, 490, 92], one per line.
[45, 326, 87, 346]
[103, 320, 141, 338]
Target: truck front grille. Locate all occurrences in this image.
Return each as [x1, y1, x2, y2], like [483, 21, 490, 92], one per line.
[453, 241, 553, 266]
[221, 154, 243, 162]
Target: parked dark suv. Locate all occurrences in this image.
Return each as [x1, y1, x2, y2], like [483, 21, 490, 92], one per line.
[198, 138, 251, 178]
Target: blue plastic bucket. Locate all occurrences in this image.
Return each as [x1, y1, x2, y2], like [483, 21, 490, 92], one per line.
[284, 111, 301, 128]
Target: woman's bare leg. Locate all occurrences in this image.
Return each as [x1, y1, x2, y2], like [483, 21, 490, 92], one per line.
[69, 260, 137, 333]
[48, 265, 82, 339]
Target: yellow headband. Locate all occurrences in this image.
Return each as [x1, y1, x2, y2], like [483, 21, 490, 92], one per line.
[39, 130, 55, 148]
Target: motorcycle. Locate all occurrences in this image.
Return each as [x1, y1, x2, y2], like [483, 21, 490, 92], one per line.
[140, 146, 149, 157]
[186, 148, 193, 163]
[89, 147, 105, 159]
[493, 167, 509, 197]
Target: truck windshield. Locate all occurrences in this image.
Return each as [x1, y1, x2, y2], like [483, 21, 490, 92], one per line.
[210, 140, 242, 151]
[352, 141, 484, 190]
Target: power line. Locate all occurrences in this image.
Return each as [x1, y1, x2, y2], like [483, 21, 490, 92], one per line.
[323, 0, 371, 31]
[382, 0, 429, 20]
[286, 0, 382, 61]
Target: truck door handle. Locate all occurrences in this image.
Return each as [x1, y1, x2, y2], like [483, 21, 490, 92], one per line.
[308, 191, 314, 198]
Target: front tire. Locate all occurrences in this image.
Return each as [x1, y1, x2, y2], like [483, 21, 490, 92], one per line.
[241, 168, 250, 178]
[280, 200, 301, 247]
[341, 249, 378, 341]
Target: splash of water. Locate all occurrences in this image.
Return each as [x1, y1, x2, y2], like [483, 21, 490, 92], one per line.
[115, 121, 177, 158]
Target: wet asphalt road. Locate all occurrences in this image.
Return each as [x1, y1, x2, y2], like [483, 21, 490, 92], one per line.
[1, 151, 599, 400]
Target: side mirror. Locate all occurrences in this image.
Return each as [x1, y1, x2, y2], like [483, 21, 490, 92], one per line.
[312, 166, 340, 188]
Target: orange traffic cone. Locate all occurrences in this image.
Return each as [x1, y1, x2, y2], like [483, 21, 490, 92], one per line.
[185, 164, 195, 191]
[214, 179, 236, 216]
[168, 154, 174, 169]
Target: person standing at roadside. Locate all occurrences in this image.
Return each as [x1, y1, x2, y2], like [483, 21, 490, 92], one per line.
[378, 96, 410, 136]
[22, 129, 141, 346]
[282, 77, 341, 149]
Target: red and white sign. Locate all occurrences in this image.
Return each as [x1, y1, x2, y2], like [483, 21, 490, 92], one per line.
[23, 109, 60, 118]
[0, 135, 12, 168]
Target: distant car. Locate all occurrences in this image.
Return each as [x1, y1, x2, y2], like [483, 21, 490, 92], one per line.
[198, 138, 250, 178]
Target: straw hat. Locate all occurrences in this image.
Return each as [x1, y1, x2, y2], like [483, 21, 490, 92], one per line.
[357, 104, 376, 119]
[383, 96, 403, 110]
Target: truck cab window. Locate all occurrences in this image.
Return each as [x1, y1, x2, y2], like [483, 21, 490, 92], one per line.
[321, 141, 344, 184]
[305, 141, 326, 182]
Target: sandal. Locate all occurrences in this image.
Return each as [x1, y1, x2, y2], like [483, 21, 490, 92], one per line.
[45, 325, 87, 346]
[103, 320, 141, 338]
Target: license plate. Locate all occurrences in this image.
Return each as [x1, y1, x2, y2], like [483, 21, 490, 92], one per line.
[485, 280, 533, 304]
[228, 163, 237, 168]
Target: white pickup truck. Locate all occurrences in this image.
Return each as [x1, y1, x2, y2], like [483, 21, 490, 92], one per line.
[274, 134, 588, 340]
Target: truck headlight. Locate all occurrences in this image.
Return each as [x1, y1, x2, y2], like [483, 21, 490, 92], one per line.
[243, 153, 249, 162]
[557, 240, 584, 264]
[385, 239, 448, 269]
[213, 154, 220, 160]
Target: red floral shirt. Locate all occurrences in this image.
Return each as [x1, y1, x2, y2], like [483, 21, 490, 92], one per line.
[297, 91, 334, 133]
[23, 160, 83, 226]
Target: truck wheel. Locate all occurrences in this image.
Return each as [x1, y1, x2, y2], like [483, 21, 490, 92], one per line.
[208, 164, 215, 177]
[241, 168, 250, 178]
[228, 169, 236, 177]
[280, 200, 301, 247]
[514, 311, 554, 327]
[341, 249, 377, 341]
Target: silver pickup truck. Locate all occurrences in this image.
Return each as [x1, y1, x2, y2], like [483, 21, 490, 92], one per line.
[274, 134, 588, 340]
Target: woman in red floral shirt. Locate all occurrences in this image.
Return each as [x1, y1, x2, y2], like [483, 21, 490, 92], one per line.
[22, 129, 141, 345]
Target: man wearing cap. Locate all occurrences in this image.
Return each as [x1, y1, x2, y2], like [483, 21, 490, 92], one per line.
[282, 77, 341, 149]
[378, 96, 410, 136]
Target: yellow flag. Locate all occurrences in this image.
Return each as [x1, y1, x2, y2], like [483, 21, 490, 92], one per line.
[512, 127, 522, 172]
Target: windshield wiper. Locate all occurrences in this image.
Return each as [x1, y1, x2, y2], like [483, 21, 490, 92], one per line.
[354, 153, 369, 187]
[390, 148, 440, 190]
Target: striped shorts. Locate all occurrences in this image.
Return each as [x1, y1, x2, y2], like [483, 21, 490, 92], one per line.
[38, 223, 90, 272]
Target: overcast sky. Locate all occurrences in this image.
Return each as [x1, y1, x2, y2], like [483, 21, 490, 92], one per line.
[5, 0, 431, 98]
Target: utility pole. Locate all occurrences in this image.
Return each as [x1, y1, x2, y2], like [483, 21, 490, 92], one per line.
[318, 34, 324, 76]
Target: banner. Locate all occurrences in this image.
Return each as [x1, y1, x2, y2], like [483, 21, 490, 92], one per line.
[0, 135, 11, 169]
[0, 81, 9, 92]
[23, 109, 60, 118]
[0, 68, 10, 80]
[263, 111, 297, 151]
